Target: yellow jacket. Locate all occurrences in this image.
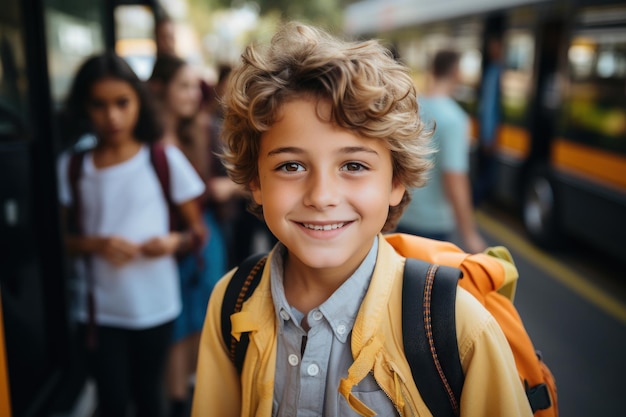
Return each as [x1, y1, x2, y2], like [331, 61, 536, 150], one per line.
[192, 235, 533, 417]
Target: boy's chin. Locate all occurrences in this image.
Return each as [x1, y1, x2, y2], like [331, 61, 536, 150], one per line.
[287, 244, 373, 273]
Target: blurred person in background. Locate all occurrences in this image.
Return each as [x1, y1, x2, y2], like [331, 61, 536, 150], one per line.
[149, 53, 228, 417]
[154, 8, 177, 57]
[473, 34, 503, 206]
[397, 49, 487, 253]
[204, 64, 277, 269]
[57, 51, 206, 417]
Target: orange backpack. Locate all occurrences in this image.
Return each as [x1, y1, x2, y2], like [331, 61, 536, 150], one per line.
[385, 233, 558, 417]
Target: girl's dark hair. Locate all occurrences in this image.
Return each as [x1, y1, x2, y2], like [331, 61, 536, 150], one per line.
[149, 53, 186, 84]
[62, 50, 163, 144]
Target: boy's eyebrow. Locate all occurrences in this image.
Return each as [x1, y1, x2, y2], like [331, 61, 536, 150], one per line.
[266, 146, 379, 157]
[340, 146, 379, 156]
[266, 146, 303, 157]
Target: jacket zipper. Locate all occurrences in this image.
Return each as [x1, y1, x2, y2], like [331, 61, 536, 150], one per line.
[372, 362, 416, 417]
[372, 370, 402, 416]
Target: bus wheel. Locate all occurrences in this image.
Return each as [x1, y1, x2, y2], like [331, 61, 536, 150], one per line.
[522, 168, 560, 248]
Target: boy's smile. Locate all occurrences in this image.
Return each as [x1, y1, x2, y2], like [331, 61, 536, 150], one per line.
[252, 97, 405, 282]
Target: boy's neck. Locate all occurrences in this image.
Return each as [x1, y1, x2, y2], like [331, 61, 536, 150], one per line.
[281, 240, 375, 315]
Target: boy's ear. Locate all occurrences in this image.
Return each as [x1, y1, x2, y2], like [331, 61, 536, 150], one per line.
[389, 180, 405, 207]
[250, 179, 262, 205]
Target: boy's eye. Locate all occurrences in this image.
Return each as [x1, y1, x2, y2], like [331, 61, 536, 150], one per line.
[278, 162, 304, 172]
[341, 162, 367, 172]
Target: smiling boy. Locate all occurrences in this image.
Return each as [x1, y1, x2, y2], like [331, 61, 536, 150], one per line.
[253, 98, 405, 313]
[191, 22, 532, 417]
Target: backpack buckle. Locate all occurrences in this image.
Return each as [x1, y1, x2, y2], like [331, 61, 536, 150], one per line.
[527, 383, 552, 412]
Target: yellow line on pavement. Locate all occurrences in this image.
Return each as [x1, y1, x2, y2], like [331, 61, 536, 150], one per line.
[476, 211, 626, 325]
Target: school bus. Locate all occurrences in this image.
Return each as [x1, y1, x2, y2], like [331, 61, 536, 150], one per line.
[345, 0, 626, 261]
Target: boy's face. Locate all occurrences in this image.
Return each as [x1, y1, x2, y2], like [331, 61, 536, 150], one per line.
[251, 98, 405, 278]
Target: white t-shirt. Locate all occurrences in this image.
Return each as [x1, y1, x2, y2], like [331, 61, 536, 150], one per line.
[57, 144, 205, 329]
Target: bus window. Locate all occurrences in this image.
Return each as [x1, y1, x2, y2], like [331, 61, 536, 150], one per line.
[501, 29, 535, 127]
[114, 5, 156, 80]
[452, 19, 482, 115]
[564, 28, 626, 156]
[44, 1, 106, 109]
[568, 41, 595, 79]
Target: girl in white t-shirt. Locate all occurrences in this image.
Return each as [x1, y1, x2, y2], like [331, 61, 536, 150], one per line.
[57, 51, 205, 417]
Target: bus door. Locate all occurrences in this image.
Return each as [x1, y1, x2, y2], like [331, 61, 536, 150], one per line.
[491, 11, 535, 207]
[518, 12, 567, 247]
[528, 17, 565, 167]
[0, 0, 66, 414]
[494, 6, 564, 233]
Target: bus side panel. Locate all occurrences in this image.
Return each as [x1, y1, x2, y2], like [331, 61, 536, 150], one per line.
[494, 154, 525, 207]
[555, 172, 626, 261]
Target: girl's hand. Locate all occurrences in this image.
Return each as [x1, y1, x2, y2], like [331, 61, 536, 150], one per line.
[141, 233, 182, 257]
[96, 236, 140, 266]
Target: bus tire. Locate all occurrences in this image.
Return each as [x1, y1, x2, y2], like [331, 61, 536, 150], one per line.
[522, 166, 561, 248]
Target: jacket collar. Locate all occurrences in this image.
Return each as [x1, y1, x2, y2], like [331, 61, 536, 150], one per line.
[351, 234, 404, 351]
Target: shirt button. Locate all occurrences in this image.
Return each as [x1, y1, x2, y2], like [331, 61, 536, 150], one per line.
[288, 354, 299, 366]
[337, 323, 347, 335]
[307, 364, 319, 376]
[280, 309, 290, 321]
[312, 310, 323, 321]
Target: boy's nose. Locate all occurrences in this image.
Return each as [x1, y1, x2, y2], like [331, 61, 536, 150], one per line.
[303, 171, 340, 209]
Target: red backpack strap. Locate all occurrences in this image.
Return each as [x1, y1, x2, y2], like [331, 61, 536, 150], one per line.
[150, 142, 206, 257]
[149, 142, 178, 231]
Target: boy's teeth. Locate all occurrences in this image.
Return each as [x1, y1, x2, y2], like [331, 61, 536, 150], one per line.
[303, 222, 345, 231]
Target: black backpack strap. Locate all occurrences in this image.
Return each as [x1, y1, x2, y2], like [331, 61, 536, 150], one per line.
[402, 258, 464, 417]
[221, 252, 268, 374]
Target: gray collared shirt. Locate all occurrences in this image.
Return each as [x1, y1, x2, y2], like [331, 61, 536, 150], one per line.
[270, 237, 400, 416]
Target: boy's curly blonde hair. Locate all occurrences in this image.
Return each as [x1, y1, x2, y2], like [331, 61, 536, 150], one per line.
[221, 21, 432, 232]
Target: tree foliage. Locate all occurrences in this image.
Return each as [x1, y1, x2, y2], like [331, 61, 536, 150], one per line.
[194, 0, 347, 30]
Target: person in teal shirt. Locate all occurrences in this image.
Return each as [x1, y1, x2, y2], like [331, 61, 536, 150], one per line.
[397, 50, 486, 253]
